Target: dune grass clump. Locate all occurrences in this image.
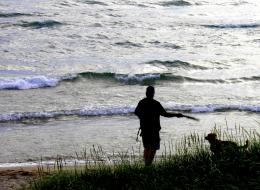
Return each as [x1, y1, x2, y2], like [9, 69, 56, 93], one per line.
[29, 124, 260, 190]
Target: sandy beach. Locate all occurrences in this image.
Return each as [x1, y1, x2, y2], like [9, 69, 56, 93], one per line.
[0, 167, 39, 190]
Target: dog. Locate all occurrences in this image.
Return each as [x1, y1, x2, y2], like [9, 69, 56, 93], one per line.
[205, 133, 249, 156]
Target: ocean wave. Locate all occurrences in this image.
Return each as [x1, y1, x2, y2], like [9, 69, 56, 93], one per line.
[0, 12, 32, 18]
[146, 60, 208, 70]
[114, 41, 143, 48]
[240, 76, 260, 81]
[0, 76, 59, 90]
[0, 105, 259, 122]
[79, 0, 108, 6]
[147, 41, 182, 49]
[77, 72, 226, 84]
[162, 42, 182, 49]
[17, 20, 63, 29]
[168, 105, 260, 113]
[77, 72, 167, 84]
[203, 23, 260, 29]
[0, 107, 135, 122]
[161, 0, 191, 6]
[1, 73, 259, 90]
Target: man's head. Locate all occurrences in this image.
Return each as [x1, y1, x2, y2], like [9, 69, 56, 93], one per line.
[146, 86, 155, 99]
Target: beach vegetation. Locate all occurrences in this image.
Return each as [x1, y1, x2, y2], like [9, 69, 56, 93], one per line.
[28, 124, 260, 190]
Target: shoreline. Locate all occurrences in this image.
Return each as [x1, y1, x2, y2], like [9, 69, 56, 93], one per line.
[0, 113, 259, 189]
[1, 112, 259, 165]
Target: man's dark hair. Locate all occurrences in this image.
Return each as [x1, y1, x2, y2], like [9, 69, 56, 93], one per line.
[146, 86, 155, 98]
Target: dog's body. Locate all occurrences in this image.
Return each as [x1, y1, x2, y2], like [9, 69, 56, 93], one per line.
[205, 133, 249, 156]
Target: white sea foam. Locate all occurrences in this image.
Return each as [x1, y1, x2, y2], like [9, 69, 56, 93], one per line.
[0, 76, 59, 90]
[166, 104, 260, 113]
[238, 105, 260, 112]
[0, 158, 122, 168]
[0, 107, 136, 122]
[0, 159, 88, 168]
[0, 105, 259, 122]
[190, 105, 260, 113]
[1, 71, 258, 90]
[191, 105, 226, 113]
[0, 73, 163, 90]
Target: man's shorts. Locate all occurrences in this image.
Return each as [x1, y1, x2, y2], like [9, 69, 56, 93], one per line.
[141, 132, 160, 150]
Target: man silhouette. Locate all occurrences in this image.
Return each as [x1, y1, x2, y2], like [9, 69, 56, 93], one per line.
[135, 86, 183, 166]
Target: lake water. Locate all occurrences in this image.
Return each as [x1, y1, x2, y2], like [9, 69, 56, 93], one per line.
[0, 0, 259, 167]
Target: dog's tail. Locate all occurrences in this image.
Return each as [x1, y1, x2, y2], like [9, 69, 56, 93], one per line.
[239, 140, 249, 149]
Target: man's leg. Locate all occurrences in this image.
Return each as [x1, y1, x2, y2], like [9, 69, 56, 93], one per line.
[144, 148, 156, 166]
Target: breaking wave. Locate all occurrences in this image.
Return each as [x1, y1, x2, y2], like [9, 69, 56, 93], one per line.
[0, 104, 259, 122]
[0, 107, 135, 122]
[166, 104, 260, 113]
[76, 72, 228, 84]
[1, 72, 260, 90]
[0, 76, 59, 90]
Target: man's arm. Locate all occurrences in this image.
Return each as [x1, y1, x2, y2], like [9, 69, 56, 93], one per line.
[161, 111, 183, 118]
[159, 103, 183, 118]
[159, 102, 199, 121]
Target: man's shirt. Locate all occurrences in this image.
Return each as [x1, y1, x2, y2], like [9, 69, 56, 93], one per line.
[135, 97, 167, 133]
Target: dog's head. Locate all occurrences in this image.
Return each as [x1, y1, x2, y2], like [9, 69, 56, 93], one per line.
[205, 133, 217, 142]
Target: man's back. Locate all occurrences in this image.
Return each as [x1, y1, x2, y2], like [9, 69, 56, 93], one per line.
[135, 97, 165, 132]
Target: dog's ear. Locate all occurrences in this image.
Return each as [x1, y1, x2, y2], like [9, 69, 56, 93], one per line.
[212, 133, 217, 139]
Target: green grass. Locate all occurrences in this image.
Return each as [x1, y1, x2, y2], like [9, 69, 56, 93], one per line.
[28, 124, 260, 190]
